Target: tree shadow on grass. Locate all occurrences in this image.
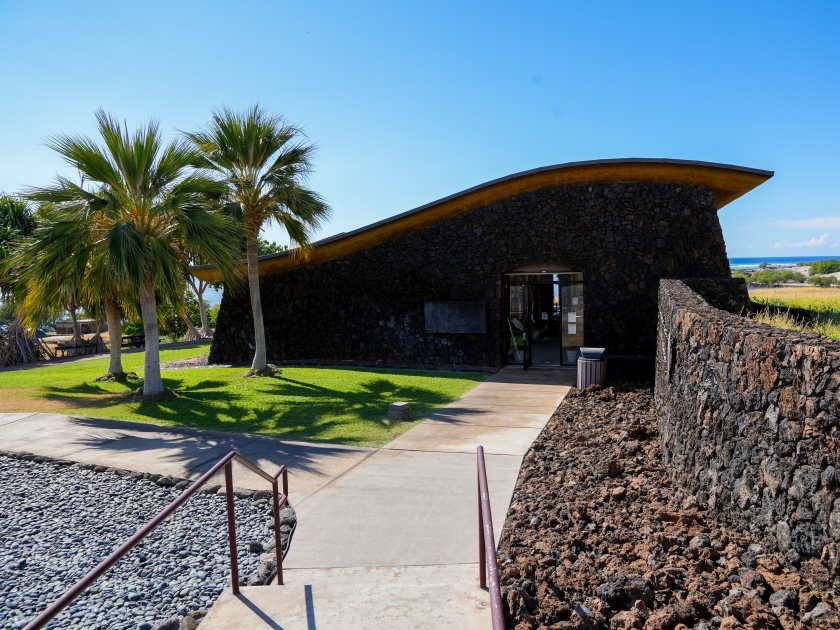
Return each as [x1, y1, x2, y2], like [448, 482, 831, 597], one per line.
[35, 369, 486, 447]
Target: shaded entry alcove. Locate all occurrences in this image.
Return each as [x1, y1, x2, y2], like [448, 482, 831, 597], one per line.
[505, 263, 584, 368]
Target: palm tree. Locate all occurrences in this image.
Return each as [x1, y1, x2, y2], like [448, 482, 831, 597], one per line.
[22, 110, 243, 395]
[186, 105, 331, 373]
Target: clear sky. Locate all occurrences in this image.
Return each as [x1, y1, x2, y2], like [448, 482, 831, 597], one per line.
[1, 1, 838, 258]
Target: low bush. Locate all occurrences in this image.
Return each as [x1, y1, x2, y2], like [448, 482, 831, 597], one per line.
[809, 275, 837, 287]
[747, 269, 805, 285]
[207, 304, 220, 328]
[809, 258, 840, 275]
[122, 320, 144, 336]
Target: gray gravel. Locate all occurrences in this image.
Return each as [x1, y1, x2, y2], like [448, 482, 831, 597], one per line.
[0, 455, 287, 629]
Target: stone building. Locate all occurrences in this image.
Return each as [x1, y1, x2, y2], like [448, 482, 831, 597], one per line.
[192, 158, 772, 371]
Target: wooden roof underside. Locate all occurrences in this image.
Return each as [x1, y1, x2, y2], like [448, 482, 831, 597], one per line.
[191, 158, 773, 282]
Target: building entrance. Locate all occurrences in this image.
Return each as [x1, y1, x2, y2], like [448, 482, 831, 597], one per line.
[505, 264, 583, 368]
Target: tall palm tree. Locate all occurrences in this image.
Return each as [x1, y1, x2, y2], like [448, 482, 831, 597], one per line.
[186, 105, 331, 373]
[22, 110, 243, 395]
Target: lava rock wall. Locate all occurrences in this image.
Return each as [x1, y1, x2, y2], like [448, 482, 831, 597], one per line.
[210, 182, 730, 368]
[656, 279, 840, 593]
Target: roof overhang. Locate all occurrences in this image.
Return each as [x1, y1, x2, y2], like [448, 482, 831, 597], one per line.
[191, 158, 773, 282]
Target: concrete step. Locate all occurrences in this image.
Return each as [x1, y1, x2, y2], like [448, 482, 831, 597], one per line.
[199, 564, 492, 629]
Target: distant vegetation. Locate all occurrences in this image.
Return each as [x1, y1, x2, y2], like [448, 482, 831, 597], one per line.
[207, 304, 221, 328]
[733, 268, 805, 285]
[808, 259, 840, 275]
[808, 275, 838, 287]
[258, 239, 289, 255]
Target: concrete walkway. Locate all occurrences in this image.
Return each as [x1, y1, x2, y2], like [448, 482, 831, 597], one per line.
[0, 412, 373, 504]
[0, 366, 573, 628]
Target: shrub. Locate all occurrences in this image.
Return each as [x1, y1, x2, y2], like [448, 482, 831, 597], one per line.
[809, 259, 840, 275]
[207, 304, 220, 328]
[749, 269, 805, 285]
[122, 320, 143, 336]
[809, 275, 837, 287]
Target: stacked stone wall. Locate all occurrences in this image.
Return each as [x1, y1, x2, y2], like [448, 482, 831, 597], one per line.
[656, 279, 840, 593]
[210, 182, 731, 368]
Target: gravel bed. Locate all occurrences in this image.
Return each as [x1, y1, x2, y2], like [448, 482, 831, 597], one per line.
[159, 355, 228, 370]
[498, 384, 838, 629]
[0, 455, 292, 630]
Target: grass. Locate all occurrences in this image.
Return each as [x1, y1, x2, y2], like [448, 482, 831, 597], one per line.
[749, 286, 840, 341]
[749, 310, 840, 341]
[0, 345, 489, 447]
[750, 287, 840, 321]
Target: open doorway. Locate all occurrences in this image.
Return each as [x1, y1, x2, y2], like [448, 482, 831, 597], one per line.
[504, 263, 583, 368]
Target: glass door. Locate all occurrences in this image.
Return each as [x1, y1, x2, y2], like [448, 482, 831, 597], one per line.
[504, 267, 584, 368]
[561, 283, 584, 365]
[506, 283, 532, 367]
[523, 284, 532, 369]
[530, 282, 563, 366]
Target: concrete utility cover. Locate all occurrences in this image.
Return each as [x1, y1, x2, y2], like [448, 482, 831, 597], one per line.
[388, 401, 412, 420]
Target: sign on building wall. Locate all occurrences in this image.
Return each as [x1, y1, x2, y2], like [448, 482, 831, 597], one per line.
[424, 301, 486, 333]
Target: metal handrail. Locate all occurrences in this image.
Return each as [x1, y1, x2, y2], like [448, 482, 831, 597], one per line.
[477, 445, 504, 629]
[23, 451, 289, 630]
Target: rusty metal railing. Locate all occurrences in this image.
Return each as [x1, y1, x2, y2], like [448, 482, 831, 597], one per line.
[477, 445, 504, 629]
[23, 451, 289, 630]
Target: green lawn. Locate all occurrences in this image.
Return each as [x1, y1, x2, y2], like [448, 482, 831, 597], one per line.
[0, 345, 489, 447]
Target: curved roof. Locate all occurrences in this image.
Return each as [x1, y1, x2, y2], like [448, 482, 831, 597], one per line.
[191, 158, 773, 282]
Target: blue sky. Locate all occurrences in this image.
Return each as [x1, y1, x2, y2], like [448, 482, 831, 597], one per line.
[1, 1, 838, 258]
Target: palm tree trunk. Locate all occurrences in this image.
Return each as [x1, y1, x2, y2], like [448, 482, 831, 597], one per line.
[140, 278, 164, 396]
[105, 296, 124, 375]
[247, 235, 267, 370]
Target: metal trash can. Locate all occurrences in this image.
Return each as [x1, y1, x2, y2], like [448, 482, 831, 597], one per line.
[577, 347, 606, 389]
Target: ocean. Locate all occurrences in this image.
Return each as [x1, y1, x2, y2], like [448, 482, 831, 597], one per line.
[203, 286, 224, 306]
[729, 256, 839, 270]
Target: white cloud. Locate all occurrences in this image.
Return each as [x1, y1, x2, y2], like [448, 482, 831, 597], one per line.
[770, 216, 840, 230]
[774, 233, 832, 249]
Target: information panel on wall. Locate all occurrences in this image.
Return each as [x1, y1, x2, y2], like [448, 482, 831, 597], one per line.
[424, 301, 486, 334]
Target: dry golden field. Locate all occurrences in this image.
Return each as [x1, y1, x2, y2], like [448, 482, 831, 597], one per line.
[749, 286, 840, 339]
